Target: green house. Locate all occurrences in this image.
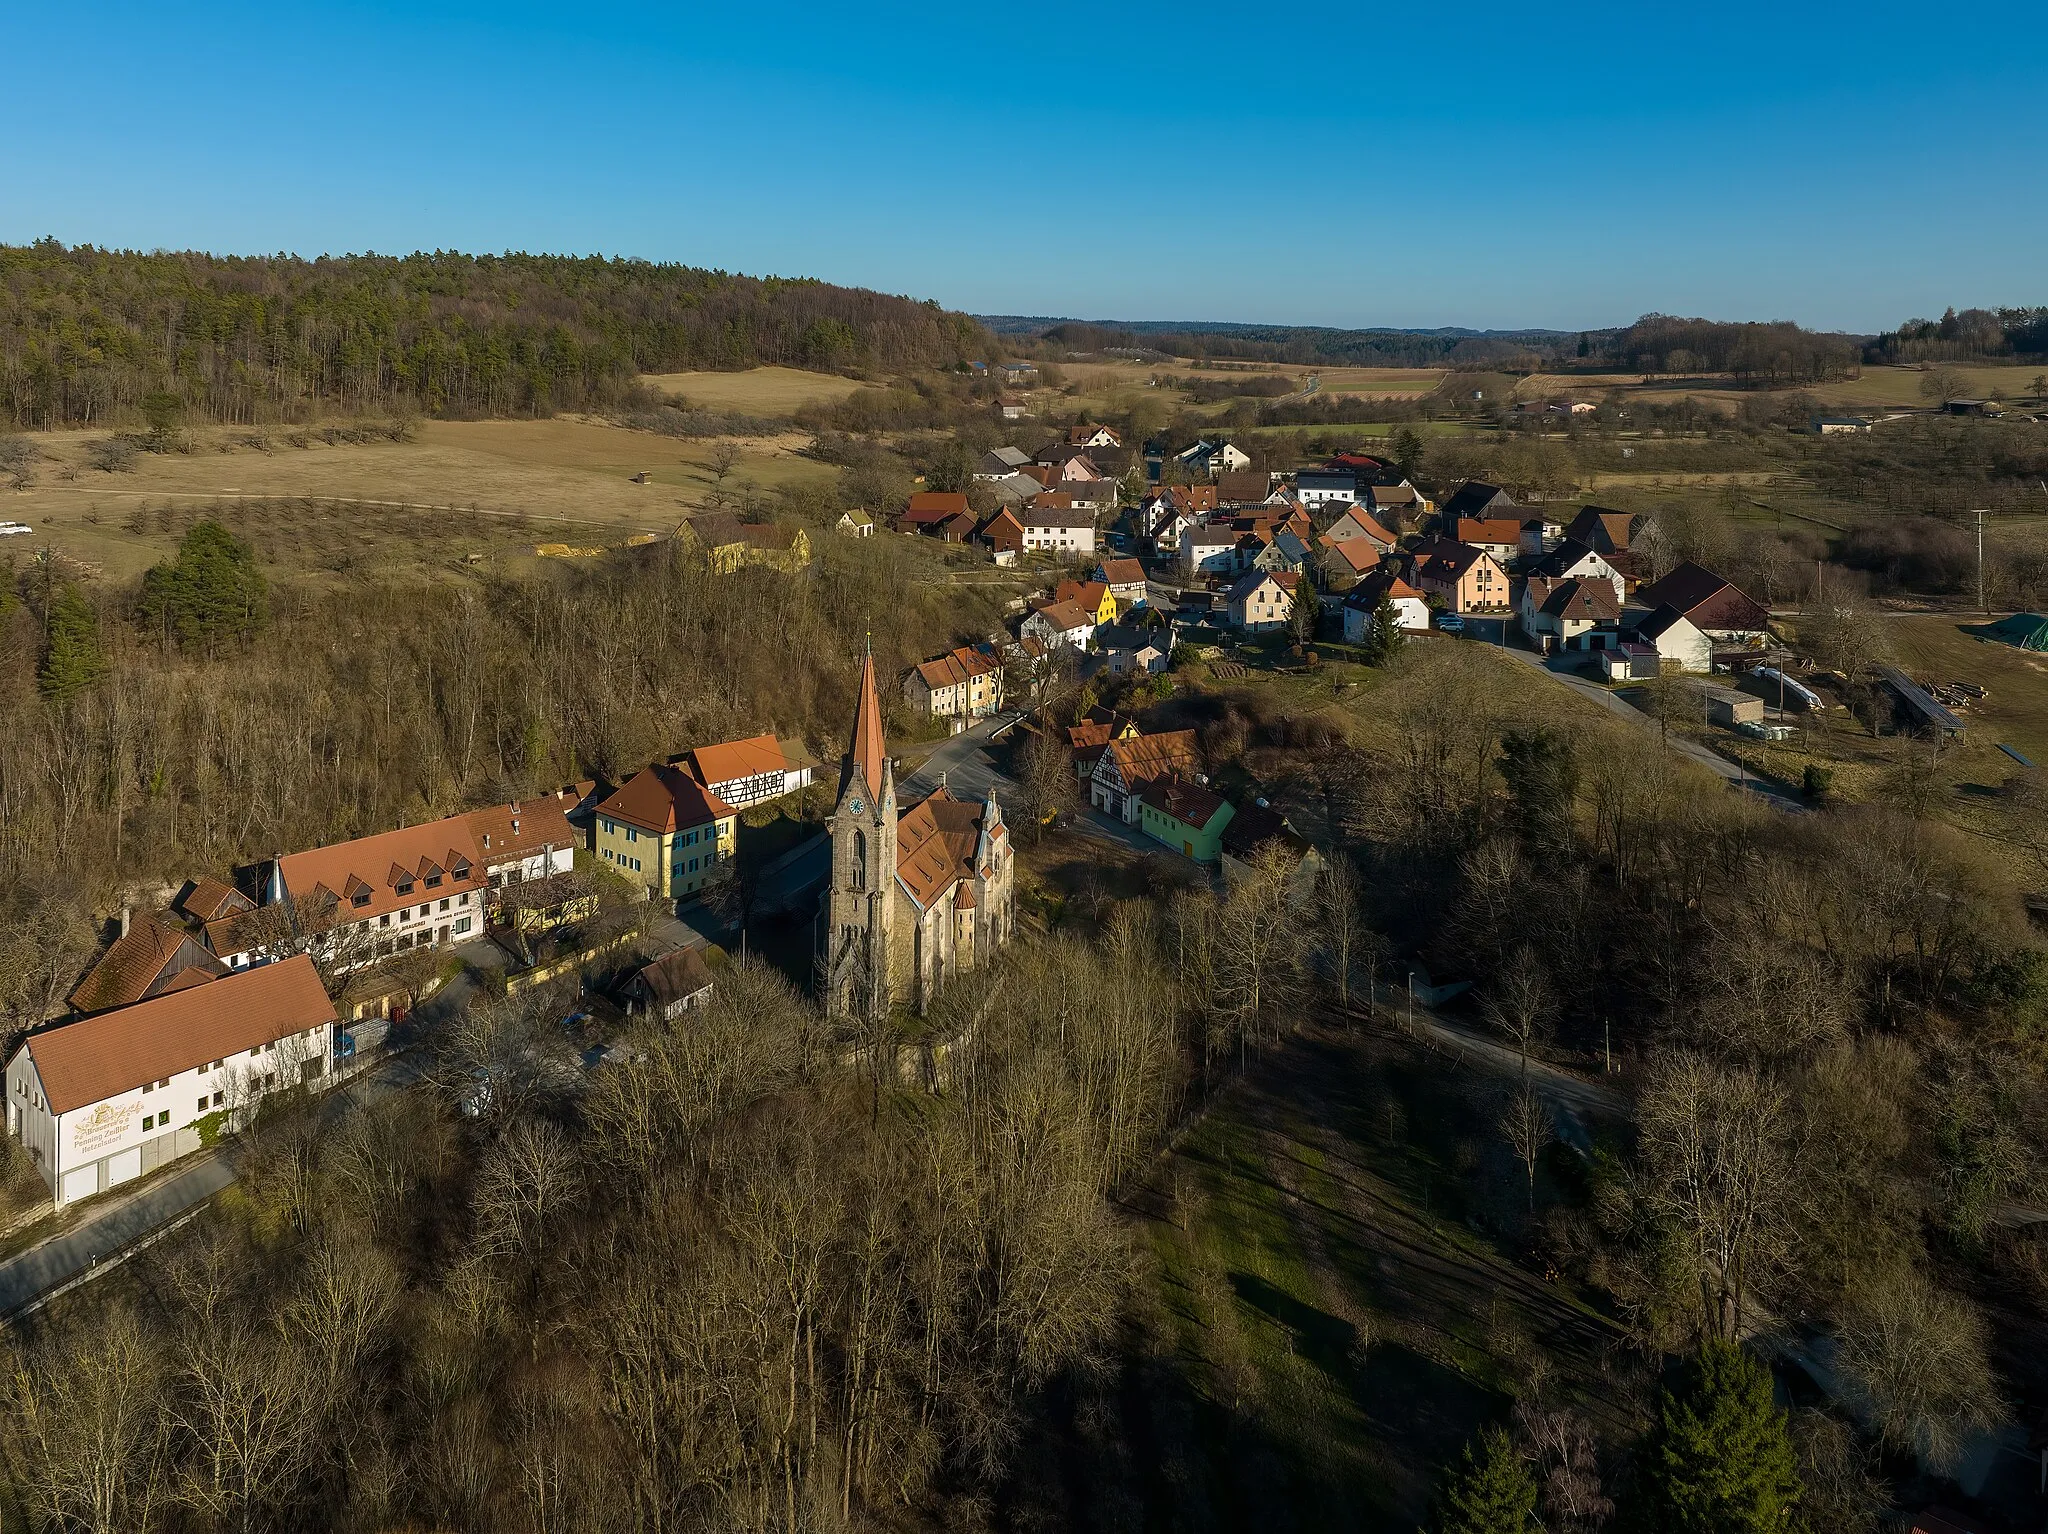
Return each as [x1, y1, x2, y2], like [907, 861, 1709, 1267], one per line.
[1138, 773, 1236, 863]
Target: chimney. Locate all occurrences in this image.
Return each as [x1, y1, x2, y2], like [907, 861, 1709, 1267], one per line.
[120, 904, 131, 939]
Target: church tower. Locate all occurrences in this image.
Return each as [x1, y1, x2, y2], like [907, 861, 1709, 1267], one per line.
[826, 650, 896, 1020]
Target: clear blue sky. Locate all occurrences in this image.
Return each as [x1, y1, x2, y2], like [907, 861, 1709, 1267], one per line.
[4, 1, 2043, 333]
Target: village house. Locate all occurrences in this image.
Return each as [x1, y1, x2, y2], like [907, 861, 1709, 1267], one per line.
[1456, 517, 1524, 565]
[998, 397, 1029, 421]
[1633, 561, 1772, 644]
[1066, 711, 1138, 782]
[1051, 578, 1118, 627]
[176, 879, 267, 972]
[1623, 604, 1714, 672]
[1414, 540, 1511, 614]
[1519, 575, 1623, 652]
[999, 362, 1039, 387]
[1138, 773, 1236, 863]
[1214, 469, 1274, 507]
[1341, 569, 1429, 641]
[619, 945, 715, 1021]
[1176, 439, 1251, 478]
[265, 818, 488, 972]
[1020, 599, 1096, 653]
[1562, 505, 1633, 553]
[1068, 423, 1121, 449]
[973, 507, 1025, 565]
[900, 491, 972, 535]
[1019, 497, 1098, 556]
[1219, 801, 1325, 900]
[1094, 620, 1175, 675]
[684, 513, 813, 573]
[1528, 539, 1628, 605]
[1436, 480, 1517, 532]
[8, 955, 335, 1207]
[823, 655, 1015, 1017]
[1033, 446, 1110, 484]
[1094, 557, 1149, 608]
[1365, 481, 1430, 523]
[675, 734, 813, 809]
[69, 909, 225, 1015]
[1226, 568, 1298, 632]
[1812, 415, 1872, 435]
[1320, 506, 1398, 552]
[985, 472, 1046, 511]
[1090, 730, 1201, 822]
[1294, 468, 1358, 509]
[1317, 534, 1381, 591]
[974, 446, 1033, 481]
[903, 646, 1004, 727]
[465, 798, 580, 898]
[834, 508, 875, 538]
[594, 765, 737, 902]
[1181, 525, 1239, 579]
[1518, 516, 1565, 559]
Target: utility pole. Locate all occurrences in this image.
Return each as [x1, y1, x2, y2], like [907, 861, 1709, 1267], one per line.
[1974, 509, 1988, 614]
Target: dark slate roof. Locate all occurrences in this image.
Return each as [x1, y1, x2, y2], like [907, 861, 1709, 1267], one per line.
[1438, 481, 1516, 522]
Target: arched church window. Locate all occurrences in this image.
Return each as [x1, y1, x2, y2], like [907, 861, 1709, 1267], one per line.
[852, 831, 866, 889]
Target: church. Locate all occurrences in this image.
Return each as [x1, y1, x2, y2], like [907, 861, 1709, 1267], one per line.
[824, 651, 1016, 1018]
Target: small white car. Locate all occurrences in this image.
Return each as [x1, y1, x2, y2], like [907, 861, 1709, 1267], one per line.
[1436, 613, 1464, 635]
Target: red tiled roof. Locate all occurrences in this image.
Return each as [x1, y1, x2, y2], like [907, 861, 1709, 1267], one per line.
[1029, 599, 1093, 633]
[1097, 557, 1146, 586]
[849, 653, 887, 798]
[914, 647, 999, 690]
[895, 787, 992, 909]
[276, 818, 485, 926]
[1140, 772, 1229, 830]
[1103, 730, 1200, 790]
[464, 799, 578, 866]
[69, 913, 223, 1014]
[598, 764, 734, 835]
[904, 491, 970, 524]
[1458, 517, 1525, 546]
[28, 954, 335, 1115]
[682, 733, 790, 789]
[177, 877, 251, 924]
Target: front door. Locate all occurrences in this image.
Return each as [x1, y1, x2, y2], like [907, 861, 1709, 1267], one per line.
[439, 925, 451, 944]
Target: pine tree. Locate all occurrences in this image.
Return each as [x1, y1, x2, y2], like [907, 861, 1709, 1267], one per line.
[1632, 1342, 1800, 1533]
[37, 584, 108, 702]
[1361, 595, 1406, 665]
[1430, 1424, 1541, 1534]
[139, 519, 267, 650]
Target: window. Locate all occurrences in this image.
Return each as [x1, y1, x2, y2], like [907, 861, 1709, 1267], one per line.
[352, 891, 371, 908]
[212, 1091, 224, 1108]
[438, 897, 450, 912]
[249, 1047, 261, 1058]
[397, 880, 414, 896]
[142, 1113, 155, 1131]
[627, 827, 638, 843]
[379, 913, 391, 927]
[454, 916, 472, 936]
[142, 1080, 154, 1094]
[426, 874, 442, 889]
[198, 1097, 209, 1113]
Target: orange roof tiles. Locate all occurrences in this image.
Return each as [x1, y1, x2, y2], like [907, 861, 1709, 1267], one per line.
[1097, 557, 1146, 586]
[914, 647, 998, 690]
[69, 913, 223, 1015]
[895, 788, 989, 910]
[177, 877, 251, 924]
[848, 653, 887, 797]
[464, 799, 578, 865]
[599, 764, 735, 835]
[276, 819, 485, 926]
[29, 954, 335, 1115]
[1103, 730, 1200, 791]
[1458, 517, 1524, 547]
[682, 733, 790, 789]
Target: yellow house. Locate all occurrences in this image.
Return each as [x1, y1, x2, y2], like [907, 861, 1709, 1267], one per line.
[593, 765, 738, 901]
[1054, 578, 1117, 626]
[682, 513, 813, 575]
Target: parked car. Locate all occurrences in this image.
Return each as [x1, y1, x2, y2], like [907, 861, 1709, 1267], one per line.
[1436, 613, 1465, 635]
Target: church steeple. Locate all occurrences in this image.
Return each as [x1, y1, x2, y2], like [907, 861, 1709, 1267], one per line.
[847, 647, 887, 803]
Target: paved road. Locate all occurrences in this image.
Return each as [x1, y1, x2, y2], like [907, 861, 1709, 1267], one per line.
[1490, 644, 1806, 812]
[0, 1053, 416, 1319]
[1340, 994, 1627, 1119]
[899, 711, 1021, 806]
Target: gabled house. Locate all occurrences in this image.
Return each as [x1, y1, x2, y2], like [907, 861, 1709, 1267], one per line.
[69, 910, 225, 1016]
[1095, 620, 1175, 676]
[1176, 439, 1251, 478]
[1139, 773, 1236, 863]
[1214, 469, 1275, 507]
[464, 799, 580, 895]
[1624, 603, 1713, 672]
[1317, 535, 1382, 590]
[905, 649, 1004, 729]
[676, 734, 813, 809]
[1633, 562, 1772, 643]
[1529, 539, 1628, 605]
[1518, 516, 1564, 559]
[1341, 570, 1429, 641]
[986, 472, 1046, 509]
[1068, 423, 1121, 449]
[998, 397, 1029, 421]
[1219, 802, 1325, 901]
[1180, 525, 1239, 579]
[1456, 518, 1524, 565]
[1364, 481, 1430, 522]
[1321, 506, 1397, 551]
[974, 446, 1034, 481]
[1052, 578, 1117, 627]
[1090, 730, 1201, 822]
[594, 765, 737, 902]
[834, 508, 875, 538]
[1066, 712, 1139, 781]
[1018, 498, 1098, 555]
[1562, 505, 1633, 553]
[975, 507, 1026, 564]
[1437, 480, 1518, 530]
[1226, 569, 1299, 632]
[1095, 557, 1149, 607]
[266, 819, 488, 973]
[1020, 599, 1096, 653]
[1519, 575, 1622, 652]
[1414, 540, 1510, 614]
[901, 491, 971, 534]
[1034, 445, 1109, 483]
[620, 946, 715, 1020]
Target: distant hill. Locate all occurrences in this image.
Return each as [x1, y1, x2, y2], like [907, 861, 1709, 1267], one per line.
[979, 315, 1583, 368]
[0, 240, 992, 429]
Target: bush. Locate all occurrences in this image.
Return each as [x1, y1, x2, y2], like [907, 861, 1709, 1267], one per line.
[86, 435, 140, 473]
[1802, 764, 1834, 801]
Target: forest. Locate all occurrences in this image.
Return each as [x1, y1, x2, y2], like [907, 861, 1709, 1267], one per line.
[1873, 306, 2048, 364]
[0, 241, 989, 430]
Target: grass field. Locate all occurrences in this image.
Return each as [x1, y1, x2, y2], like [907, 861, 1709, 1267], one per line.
[0, 418, 837, 580]
[1888, 612, 2048, 762]
[639, 366, 871, 413]
[1517, 364, 2045, 416]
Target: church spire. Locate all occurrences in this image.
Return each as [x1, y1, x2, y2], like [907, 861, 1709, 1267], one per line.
[848, 649, 886, 798]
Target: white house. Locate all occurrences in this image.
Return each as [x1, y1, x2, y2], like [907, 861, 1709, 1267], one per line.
[465, 799, 579, 893]
[1021, 599, 1096, 652]
[1529, 540, 1627, 606]
[6, 955, 336, 1207]
[266, 816, 489, 974]
[1340, 571, 1429, 641]
[675, 734, 814, 809]
[1294, 470, 1358, 509]
[1019, 499, 1098, 555]
[1627, 604, 1713, 673]
[1176, 439, 1251, 478]
[1518, 575, 1622, 652]
[1180, 525, 1238, 579]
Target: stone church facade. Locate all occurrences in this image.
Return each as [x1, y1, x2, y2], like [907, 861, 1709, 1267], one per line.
[824, 653, 1015, 1018]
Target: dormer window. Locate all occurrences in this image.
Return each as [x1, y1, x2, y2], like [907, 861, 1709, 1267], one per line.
[426, 875, 443, 889]
[396, 880, 414, 896]
[351, 891, 371, 908]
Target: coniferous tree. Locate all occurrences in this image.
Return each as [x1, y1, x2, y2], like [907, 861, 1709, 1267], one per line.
[1431, 1424, 1542, 1534]
[1631, 1342, 1800, 1534]
[138, 520, 267, 651]
[37, 585, 107, 702]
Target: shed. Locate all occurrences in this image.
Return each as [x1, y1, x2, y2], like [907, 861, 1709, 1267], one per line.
[1879, 666, 1966, 738]
[1600, 642, 1659, 681]
[1694, 682, 1764, 727]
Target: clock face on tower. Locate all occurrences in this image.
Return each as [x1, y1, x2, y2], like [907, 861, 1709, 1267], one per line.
[848, 797, 865, 815]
